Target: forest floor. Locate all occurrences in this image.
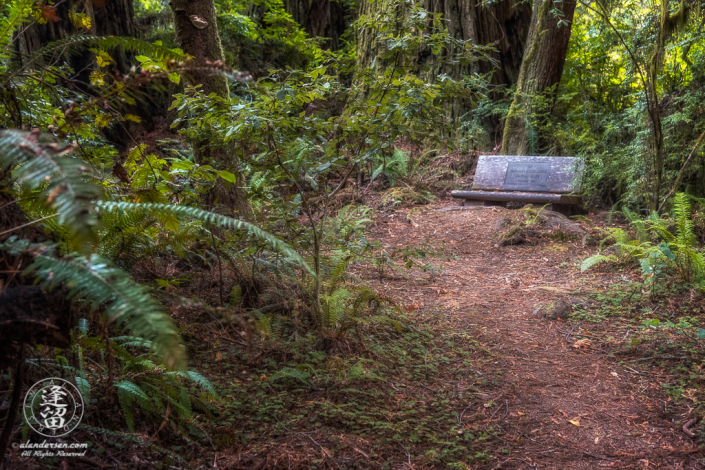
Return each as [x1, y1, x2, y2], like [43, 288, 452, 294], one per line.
[354, 199, 704, 469]
[186, 198, 705, 469]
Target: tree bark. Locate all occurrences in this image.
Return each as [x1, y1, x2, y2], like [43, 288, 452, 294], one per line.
[354, 0, 533, 142]
[286, 0, 347, 50]
[501, 0, 576, 156]
[170, 0, 252, 217]
[646, 0, 689, 209]
[15, 0, 137, 79]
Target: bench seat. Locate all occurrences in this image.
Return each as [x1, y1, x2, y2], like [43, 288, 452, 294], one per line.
[450, 155, 584, 215]
[450, 190, 581, 205]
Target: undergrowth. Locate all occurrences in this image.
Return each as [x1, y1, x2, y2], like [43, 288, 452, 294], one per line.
[198, 309, 501, 467]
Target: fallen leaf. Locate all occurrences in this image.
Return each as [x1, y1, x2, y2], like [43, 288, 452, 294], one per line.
[41, 5, 60, 22]
[569, 419, 580, 426]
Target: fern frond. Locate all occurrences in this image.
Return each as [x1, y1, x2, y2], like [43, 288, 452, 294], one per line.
[115, 380, 152, 432]
[580, 254, 618, 272]
[27, 252, 187, 370]
[16, 35, 186, 75]
[0, 0, 33, 58]
[75, 376, 91, 403]
[97, 202, 314, 275]
[270, 367, 313, 386]
[0, 130, 101, 247]
[165, 371, 220, 401]
[673, 193, 696, 248]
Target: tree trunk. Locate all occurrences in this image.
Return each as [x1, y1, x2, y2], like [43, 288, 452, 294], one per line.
[354, 0, 533, 143]
[286, 0, 347, 50]
[170, 0, 252, 217]
[474, 0, 533, 87]
[647, 0, 689, 209]
[501, 0, 576, 156]
[15, 0, 137, 82]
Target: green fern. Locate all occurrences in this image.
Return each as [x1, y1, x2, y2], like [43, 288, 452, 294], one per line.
[9, 35, 186, 80]
[270, 367, 313, 387]
[0, 130, 101, 247]
[14, 244, 188, 370]
[580, 254, 619, 272]
[97, 201, 314, 275]
[115, 380, 153, 432]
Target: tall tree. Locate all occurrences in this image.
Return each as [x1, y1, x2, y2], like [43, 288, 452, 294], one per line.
[170, 0, 251, 217]
[286, 0, 348, 50]
[501, 0, 577, 156]
[15, 0, 137, 78]
[355, 0, 533, 138]
[647, 0, 690, 209]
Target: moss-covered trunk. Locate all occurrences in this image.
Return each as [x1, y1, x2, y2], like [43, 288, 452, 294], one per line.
[170, 0, 252, 217]
[647, 0, 689, 209]
[501, 0, 576, 156]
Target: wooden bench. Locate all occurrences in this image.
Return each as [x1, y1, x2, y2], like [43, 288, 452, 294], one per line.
[451, 156, 584, 216]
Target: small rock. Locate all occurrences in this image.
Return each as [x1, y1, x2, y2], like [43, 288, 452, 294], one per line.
[533, 299, 571, 320]
[493, 217, 512, 232]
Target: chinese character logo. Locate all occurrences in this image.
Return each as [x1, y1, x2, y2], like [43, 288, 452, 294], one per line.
[23, 378, 84, 437]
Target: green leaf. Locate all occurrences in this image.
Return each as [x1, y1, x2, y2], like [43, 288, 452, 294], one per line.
[168, 72, 181, 84]
[218, 170, 237, 183]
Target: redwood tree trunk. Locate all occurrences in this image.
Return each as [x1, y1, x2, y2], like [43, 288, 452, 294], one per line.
[170, 0, 252, 217]
[354, 0, 533, 130]
[15, 0, 137, 79]
[286, 0, 347, 50]
[501, 0, 576, 156]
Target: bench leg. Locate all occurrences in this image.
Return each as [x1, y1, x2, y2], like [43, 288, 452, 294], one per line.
[484, 200, 506, 208]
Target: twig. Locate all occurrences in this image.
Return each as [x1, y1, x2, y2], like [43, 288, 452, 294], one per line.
[484, 400, 509, 430]
[149, 405, 171, 441]
[459, 405, 472, 424]
[634, 356, 688, 362]
[622, 365, 650, 377]
[582, 451, 616, 462]
[299, 433, 340, 469]
[0, 214, 57, 237]
[683, 418, 698, 438]
[419, 383, 437, 393]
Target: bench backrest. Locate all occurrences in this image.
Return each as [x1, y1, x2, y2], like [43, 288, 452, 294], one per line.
[472, 156, 583, 194]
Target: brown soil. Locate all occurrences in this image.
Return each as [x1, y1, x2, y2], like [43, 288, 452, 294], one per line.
[366, 200, 703, 469]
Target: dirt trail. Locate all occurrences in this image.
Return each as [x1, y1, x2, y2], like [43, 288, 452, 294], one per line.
[371, 202, 701, 469]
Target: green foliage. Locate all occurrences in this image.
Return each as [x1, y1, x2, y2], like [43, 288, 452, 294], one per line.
[0, 237, 187, 370]
[580, 254, 619, 272]
[548, 1, 705, 207]
[98, 201, 314, 275]
[85, 335, 217, 438]
[582, 193, 705, 288]
[0, 130, 101, 247]
[371, 148, 410, 187]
